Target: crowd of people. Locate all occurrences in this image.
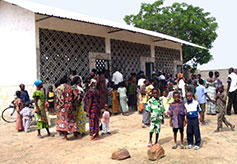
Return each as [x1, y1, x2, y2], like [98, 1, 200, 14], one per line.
[12, 67, 237, 149]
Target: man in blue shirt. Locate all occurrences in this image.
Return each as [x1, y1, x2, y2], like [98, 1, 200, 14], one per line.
[185, 92, 202, 150]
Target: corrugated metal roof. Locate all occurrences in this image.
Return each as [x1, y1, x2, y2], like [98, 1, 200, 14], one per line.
[3, 0, 205, 49]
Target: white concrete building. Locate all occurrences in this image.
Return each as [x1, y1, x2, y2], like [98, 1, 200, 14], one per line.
[0, 0, 204, 107]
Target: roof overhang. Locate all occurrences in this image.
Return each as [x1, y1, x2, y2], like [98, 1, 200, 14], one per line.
[3, 0, 206, 49]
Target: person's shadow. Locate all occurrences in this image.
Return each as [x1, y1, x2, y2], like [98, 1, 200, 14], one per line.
[99, 129, 119, 140]
[159, 136, 172, 144]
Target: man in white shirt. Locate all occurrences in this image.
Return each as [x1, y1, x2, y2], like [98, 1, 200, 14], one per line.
[158, 73, 165, 80]
[226, 68, 237, 115]
[112, 69, 123, 87]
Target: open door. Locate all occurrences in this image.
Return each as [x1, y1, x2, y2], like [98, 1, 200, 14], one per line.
[145, 62, 154, 78]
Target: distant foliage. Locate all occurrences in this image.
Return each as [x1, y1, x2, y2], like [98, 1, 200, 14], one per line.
[124, 0, 218, 70]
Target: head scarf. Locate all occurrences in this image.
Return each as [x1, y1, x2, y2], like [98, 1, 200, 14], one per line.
[34, 79, 43, 87]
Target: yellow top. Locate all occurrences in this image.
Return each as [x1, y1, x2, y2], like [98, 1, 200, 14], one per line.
[48, 91, 54, 102]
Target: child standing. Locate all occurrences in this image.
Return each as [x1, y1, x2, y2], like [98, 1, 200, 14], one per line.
[184, 92, 202, 150]
[146, 88, 165, 147]
[215, 85, 235, 132]
[101, 104, 112, 134]
[20, 102, 34, 132]
[142, 79, 154, 128]
[168, 92, 187, 149]
[117, 82, 129, 116]
[160, 90, 170, 116]
[138, 94, 144, 114]
[14, 91, 24, 132]
[196, 79, 212, 125]
[168, 85, 175, 104]
[47, 85, 55, 114]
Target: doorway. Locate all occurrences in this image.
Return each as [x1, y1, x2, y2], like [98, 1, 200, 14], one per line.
[177, 65, 183, 73]
[146, 62, 154, 78]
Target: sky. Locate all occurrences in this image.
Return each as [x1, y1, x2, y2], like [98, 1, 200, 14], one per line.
[27, 0, 237, 70]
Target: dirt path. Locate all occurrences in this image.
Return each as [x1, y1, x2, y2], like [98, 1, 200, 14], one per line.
[0, 112, 237, 164]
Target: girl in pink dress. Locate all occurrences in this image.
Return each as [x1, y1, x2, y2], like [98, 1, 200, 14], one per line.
[14, 91, 24, 131]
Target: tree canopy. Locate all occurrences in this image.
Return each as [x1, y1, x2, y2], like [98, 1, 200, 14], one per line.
[124, 0, 218, 70]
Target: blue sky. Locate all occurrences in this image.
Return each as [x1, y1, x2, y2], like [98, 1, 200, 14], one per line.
[27, 0, 237, 70]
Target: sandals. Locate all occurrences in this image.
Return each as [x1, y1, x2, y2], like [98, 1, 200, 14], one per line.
[93, 137, 100, 141]
[48, 133, 55, 137]
[172, 144, 177, 149]
[62, 137, 68, 140]
[147, 143, 153, 147]
[180, 144, 185, 149]
[214, 129, 220, 133]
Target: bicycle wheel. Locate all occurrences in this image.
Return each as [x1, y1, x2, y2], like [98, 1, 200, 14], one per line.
[1, 106, 16, 123]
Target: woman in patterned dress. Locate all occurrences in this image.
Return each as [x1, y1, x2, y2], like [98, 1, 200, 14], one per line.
[55, 77, 78, 140]
[85, 79, 100, 140]
[33, 79, 53, 138]
[71, 76, 86, 135]
[206, 71, 218, 115]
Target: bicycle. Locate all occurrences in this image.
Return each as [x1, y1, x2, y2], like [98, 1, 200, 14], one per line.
[1, 104, 17, 123]
[1, 103, 35, 123]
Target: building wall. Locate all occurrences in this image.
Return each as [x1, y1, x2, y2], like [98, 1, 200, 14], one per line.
[0, 2, 183, 110]
[39, 28, 105, 83]
[0, 1, 37, 110]
[110, 39, 150, 79]
[36, 14, 182, 81]
[155, 46, 180, 75]
[0, 1, 36, 86]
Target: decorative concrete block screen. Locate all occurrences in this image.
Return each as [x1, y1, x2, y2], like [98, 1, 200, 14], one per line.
[155, 46, 180, 74]
[39, 28, 105, 83]
[111, 39, 150, 80]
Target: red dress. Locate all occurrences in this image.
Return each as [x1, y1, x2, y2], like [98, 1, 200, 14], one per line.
[85, 89, 100, 136]
[55, 84, 77, 132]
[14, 98, 24, 131]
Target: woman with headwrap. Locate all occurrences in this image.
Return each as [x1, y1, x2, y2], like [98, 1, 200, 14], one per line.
[33, 79, 53, 138]
[85, 79, 100, 140]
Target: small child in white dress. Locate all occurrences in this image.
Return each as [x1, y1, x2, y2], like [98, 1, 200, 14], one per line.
[19, 102, 34, 132]
[101, 104, 112, 135]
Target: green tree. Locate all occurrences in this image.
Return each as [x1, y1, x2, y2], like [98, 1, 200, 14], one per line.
[124, 0, 218, 70]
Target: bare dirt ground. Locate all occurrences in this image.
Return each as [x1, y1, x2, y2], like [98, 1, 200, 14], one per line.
[1, 112, 237, 164]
